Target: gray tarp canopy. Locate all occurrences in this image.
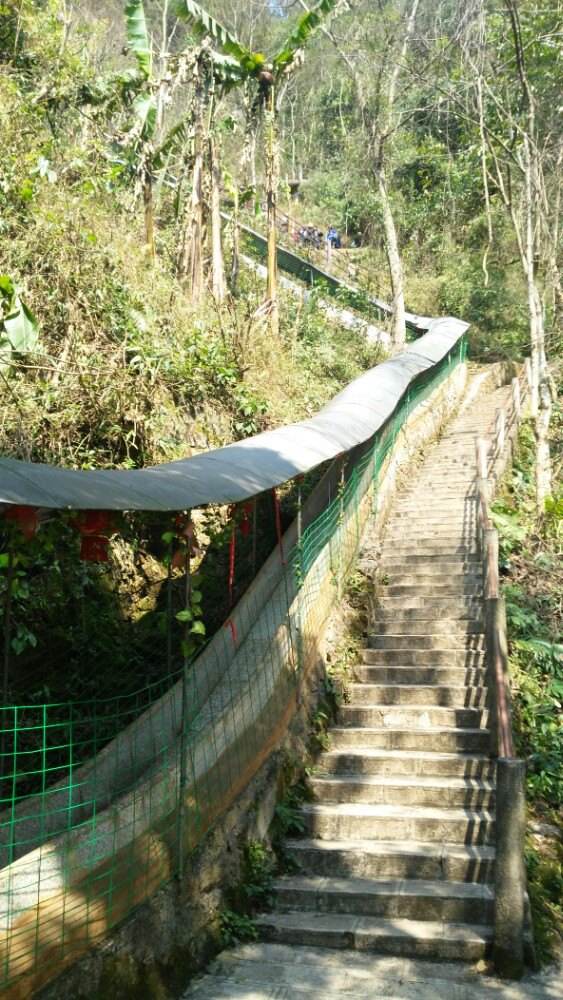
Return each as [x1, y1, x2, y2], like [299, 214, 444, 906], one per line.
[0, 319, 467, 512]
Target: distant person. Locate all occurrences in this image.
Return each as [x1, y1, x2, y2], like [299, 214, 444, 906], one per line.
[327, 226, 341, 249]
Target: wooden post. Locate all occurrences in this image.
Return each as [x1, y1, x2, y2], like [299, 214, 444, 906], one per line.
[494, 758, 526, 979]
[495, 408, 505, 454]
[484, 528, 499, 600]
[476, 437, 489, 479]
[524, 357, 532, 392]
[512, 377, 521, 419]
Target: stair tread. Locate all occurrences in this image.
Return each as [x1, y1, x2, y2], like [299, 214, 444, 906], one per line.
[272, 875, 494, 900]
[331, 726, 490, 735]
[301, 802, 494, 820]
[311, 774, 494, 790]
[285, 837, 496, 860]
[349, 684, 487, 692]
[340, 704, 487, 714]
[255, 911, 493, 941]
[321, 748, 491, 762]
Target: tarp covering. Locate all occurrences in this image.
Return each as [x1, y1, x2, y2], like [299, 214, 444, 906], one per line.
[0, 319, 467, 511]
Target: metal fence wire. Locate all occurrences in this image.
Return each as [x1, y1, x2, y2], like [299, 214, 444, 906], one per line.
[0, 335, 466, 998]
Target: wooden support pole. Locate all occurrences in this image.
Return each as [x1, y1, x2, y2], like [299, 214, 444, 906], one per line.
[476, 437, 489, 480]
[512, 377, 521, 419]
[495, 408, 506, 453]
[484, 528, 499, 599]
[494, 758, 526, 979]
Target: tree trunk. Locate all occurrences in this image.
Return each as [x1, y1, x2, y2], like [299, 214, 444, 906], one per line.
[265, 85, 279, 338]
[209, 135, 226, 304]
[535, 379, 552, 509]
[522, 136, 551, 504]
[177, 145, 204, 302]
[143, 170, 156, 261]
[230, 186, 240, 293]
[377, 165, 406, 350]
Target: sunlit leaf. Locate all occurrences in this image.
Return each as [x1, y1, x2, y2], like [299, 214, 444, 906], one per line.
[125, 0, 152, 77]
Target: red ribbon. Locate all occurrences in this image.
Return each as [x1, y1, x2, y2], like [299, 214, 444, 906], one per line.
[239, 501, 253, 538]
[224, 618, 237, 645]
[78, 510, 113, 535]
[80, 535, 110, 563]
[75, 511, 113, 562]
[272, 488, 285, 565]
[3, 505, 40, 541]
[228, 521, 236, 606]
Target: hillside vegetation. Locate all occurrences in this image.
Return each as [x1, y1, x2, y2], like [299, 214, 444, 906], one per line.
[0, 0, 560, 820]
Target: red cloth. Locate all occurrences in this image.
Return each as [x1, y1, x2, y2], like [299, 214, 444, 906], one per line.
[3, 505, 39, 540]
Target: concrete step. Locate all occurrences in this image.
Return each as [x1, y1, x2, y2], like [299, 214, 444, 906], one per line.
[284, 838, 495, 883]
[382, 531, 478, 542]
[379, 562, 481, 578]
[329, 727, 491, 753]
[391, 506, 477, 516]
[184, 943, 553, 999]
[255, 911, 492, 961]
[371, 605, 483, 621]
[353, 665, 487, 686]
[317, 748, 495, 780]
[372, 596, 482, 610]
[387, 524, 476, 533]
[380, 575, 482, 590]
[271, 875, 494, 924]
[380, 546, 479, 558]
[309, 773, 495, 809]
[368, 620, 483, 636]
[300, 802, 495, 844]
[348, 684, 488, 707]
[366, 634, 485, 650]
[361, 649, 486, 666]
[380, 553, 480, 567]
[382, 583, 483, 598]
[301, 802, 494, 844]
[339, 704, 488, 730]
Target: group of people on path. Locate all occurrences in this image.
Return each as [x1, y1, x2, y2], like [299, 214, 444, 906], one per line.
[295, 223, 342, 250]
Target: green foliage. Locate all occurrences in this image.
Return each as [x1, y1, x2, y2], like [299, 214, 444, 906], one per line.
[526, 840, 563, 964]
[494, 425, 562, 810]
[219, 909, 258, 947]
[0, 274, 39, 368]
[273, 0, 340, 74]
[240, 840, 275, 909]
[124, 0, 152, 78]
[274, 783, 308, 838]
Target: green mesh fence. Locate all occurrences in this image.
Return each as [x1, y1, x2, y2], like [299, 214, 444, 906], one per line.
[0, 335, 467, 998]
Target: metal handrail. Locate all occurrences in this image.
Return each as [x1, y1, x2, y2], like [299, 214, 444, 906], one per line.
[476, 368, 532, 976]
[475, 370, 528, 759]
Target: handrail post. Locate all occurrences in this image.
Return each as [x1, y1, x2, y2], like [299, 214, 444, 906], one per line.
[484, 528, 499, 600]
[511, 377, 521, 420]
[476, 437, 489, 480]
[524, 357, 532, 394]
[475, 389, 528, 978]
[495, 408, 506, 455]
[494, 757, 526, 979]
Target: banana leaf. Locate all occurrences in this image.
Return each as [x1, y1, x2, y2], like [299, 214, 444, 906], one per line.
[175, 0, 263, 76]
[125, 0, 152, 78]
[273, 0, 340, 72]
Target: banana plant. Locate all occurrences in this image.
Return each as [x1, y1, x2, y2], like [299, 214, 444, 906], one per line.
[175, 0, 342, 335]
[123, 0, 158, 258]
[0, 276, 39, 371]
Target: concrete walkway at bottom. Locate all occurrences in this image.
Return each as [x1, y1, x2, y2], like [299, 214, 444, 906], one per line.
[181, 942, 561, 999]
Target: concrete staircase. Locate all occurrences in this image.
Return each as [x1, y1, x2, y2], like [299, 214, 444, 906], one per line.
[184, 379, 519, 997]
